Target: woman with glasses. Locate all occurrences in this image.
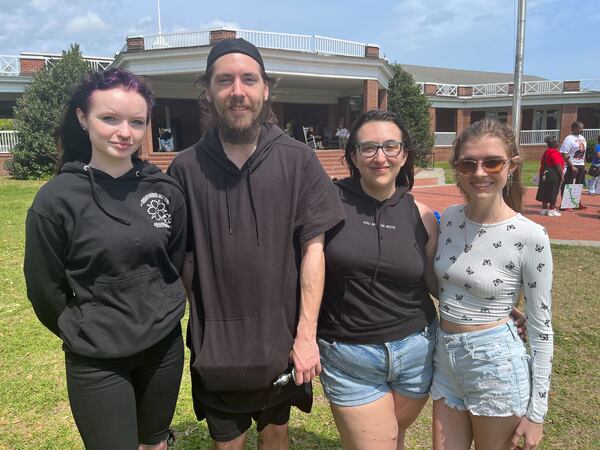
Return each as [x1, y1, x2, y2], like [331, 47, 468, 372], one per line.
[432, 119, 553, 450]
[317, 109, 439, 449]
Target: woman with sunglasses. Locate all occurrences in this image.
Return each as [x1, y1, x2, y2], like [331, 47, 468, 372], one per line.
[317, 110, 439, 449]
[432, 119, 553, 450]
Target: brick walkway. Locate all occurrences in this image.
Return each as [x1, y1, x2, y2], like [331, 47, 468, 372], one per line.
[411, 182, 600, 245]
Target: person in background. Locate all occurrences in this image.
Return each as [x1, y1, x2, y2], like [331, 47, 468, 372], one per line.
[432, 119, 553, 450]
[535, 135, 564, 216]
[586, 134, 600, 195]
[318, 109, 439, 449]
[24, 68, 187, 449]
[560, 120, 587, 210]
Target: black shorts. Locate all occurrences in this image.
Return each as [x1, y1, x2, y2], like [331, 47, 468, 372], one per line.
[203, 402, 292, 442]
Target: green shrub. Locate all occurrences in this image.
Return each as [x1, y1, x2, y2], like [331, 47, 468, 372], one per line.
[5, 44, 89, 179]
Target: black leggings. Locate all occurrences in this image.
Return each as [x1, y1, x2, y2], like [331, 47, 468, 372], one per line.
[65, 326, 184, 449]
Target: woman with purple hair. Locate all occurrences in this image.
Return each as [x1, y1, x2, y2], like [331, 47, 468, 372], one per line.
[24, 68, 187, 449]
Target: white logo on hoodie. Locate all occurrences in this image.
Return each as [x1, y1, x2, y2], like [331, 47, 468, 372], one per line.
[140, 193, 172, 228]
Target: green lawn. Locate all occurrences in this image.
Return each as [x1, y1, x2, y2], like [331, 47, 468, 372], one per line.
[1, 177, 599, 449]
[435, 160, 541, 187]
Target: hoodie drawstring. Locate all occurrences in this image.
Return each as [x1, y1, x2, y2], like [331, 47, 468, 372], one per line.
[84, 165, 132, 226]
[225, 173, 233, 235]
[370, 203, 383, 291]
[247, 166, 261, 246]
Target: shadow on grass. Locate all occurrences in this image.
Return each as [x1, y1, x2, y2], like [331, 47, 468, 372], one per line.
[171, 421, 342, 449]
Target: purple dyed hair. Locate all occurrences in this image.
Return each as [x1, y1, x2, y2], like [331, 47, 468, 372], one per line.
[56, 68, 156, 170]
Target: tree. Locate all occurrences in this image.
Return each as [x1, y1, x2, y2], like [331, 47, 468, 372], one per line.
[387, 64, 434, 166]
[6, 44, 89, 179]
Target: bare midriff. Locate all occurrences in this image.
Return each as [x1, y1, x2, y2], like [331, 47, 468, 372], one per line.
[440, 316, 511, 334]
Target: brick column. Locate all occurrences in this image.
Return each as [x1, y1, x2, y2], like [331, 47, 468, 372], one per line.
[365, 45, 380, 58]
[140, 120, 153, 158]
[456, 108, 471, 135]
[19, 56, 45, 75]
[210, 30, 237, 44]
[378, 89, 388, 111]
[338, 97, 351, 130]
[428, 107, 436, 136]
[362, 80, 378, 112]
[126, 36, 145, 52]
[559, 105, 578, 143]
[563, 81, 581, 93]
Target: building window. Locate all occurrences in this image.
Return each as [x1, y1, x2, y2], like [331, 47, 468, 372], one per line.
[533, 109, 558, 130]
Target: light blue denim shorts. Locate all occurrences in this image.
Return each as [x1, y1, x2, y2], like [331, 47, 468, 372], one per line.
[317, 319, 437, 407]
[431, 320, 530, 417]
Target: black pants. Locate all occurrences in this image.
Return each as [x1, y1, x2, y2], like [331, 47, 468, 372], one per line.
[65, 326, 184, 449]
[561, 164, 586, 195]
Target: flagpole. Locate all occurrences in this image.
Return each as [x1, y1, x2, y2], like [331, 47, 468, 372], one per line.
[512, 0, 526, 140]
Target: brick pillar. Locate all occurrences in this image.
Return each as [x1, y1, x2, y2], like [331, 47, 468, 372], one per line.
[563, 81, 581, 93]
[19, 56, 45, 75]
[559, 105, 578, 143]
[210, 30, 237, 44]
[378, 89, 388, 111]
[140, 119, 153, 158]
[328, 104, 337, 131]
[428, 107, 436, 136]
[338, 97, 351, 130]
[456, 108, 471, 135]
[126, 35, 145, 52]
[362, 80, 379, 112]
[365, 45, 380, 58]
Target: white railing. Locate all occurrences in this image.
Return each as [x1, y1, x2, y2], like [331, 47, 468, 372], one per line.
[238, 30, 312, 52]
[582, 129, 600, 141]
[580, 80, 600, 93]
[519, 129, 560, 145]
[416, 82, 424, 94]
[435, 84, 458, 96]
[472, 83, 509, 96]
[522, 80, 563, 95]
[0, 55, 19, 76]
[0, 130, 18, 153]
[434, 132, 456, 146]
[43, 54, 113, 71]
[314, 35, 365, 57]
[143, 31, 211, 50]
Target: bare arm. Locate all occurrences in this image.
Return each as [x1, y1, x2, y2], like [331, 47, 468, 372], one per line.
[181, 251, 195, 301]
[291, 233, 325, 384]
[415, 200, 439, 299]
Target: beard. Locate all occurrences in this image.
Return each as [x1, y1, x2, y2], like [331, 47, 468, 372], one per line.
[214, 98, 268, 145]
[219, 115, 262, 145]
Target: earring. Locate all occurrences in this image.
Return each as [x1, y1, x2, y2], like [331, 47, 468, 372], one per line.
[80, 123, 87, 132]
[505, 173, 514, 195]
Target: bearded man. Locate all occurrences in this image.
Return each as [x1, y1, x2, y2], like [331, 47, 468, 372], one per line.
[167, 38, 345, 449]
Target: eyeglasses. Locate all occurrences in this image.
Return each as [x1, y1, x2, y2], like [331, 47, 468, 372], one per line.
[355, 140, 405, 158]
[454, 157, 514, 175]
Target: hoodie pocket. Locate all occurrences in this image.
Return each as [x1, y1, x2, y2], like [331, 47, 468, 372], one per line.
[195, 305, 294, 392]
[68, 270, 185, 358]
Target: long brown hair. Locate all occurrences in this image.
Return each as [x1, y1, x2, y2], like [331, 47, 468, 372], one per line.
[451, 119, 525, 212]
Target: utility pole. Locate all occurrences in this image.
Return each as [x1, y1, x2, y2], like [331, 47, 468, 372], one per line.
[512, 0, 527, 140]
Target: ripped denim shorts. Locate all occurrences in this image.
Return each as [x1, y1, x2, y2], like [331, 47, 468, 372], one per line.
[430, 320, 530, 417]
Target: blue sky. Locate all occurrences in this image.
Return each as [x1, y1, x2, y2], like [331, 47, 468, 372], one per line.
[2, 0, 598, 80]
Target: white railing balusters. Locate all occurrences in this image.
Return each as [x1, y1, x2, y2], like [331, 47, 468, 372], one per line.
[0, 55, 19, 76]
[435, 84, 458, 96]
[519, 129, 560, 145]
[582, 129, 600, 141]
[0, 130, 18, 153]
[434, 132, 456, 146]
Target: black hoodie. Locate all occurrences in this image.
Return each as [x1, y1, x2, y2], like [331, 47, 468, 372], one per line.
[24, 159, 187, 358]
[318, 178, 436, 344]
[168, 124, 345, 412]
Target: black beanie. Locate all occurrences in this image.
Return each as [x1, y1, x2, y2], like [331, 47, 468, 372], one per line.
[206, 38, 265, 71]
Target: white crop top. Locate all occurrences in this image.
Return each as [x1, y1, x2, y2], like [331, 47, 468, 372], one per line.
[434, 204, 554, 422]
